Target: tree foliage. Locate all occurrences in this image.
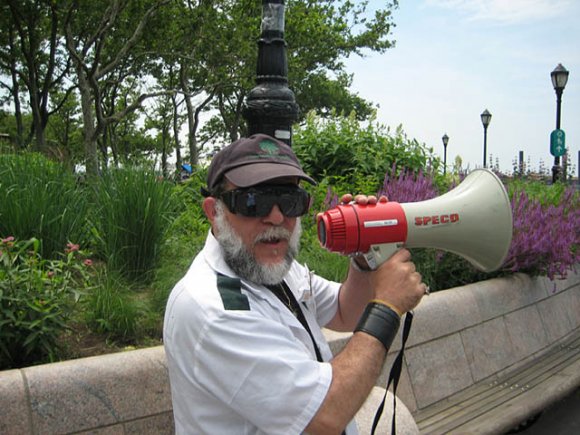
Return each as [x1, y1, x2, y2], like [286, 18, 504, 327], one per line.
[0, 0, 400, 175]
[1, 1, 71, 151]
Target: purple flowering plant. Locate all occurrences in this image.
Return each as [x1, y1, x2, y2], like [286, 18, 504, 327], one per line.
[504, 186, 580, 281]
[378, 165, 439, 202]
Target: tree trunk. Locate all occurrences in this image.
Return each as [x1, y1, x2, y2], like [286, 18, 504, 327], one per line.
[180, 65, 198, 167]
[172, 93, 182, 173]
[161, 124, 169, 178]
[77, 70, 99, 177]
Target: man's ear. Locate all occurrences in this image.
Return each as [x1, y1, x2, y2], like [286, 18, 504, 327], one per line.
[202, 197, 217, 223]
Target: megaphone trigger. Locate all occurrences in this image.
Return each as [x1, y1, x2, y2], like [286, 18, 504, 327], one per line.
[317, 169, 513, 272]
[363, 243, 404, 270]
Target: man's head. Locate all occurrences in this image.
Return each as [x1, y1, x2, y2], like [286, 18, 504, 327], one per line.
[202, 134, 315, 285]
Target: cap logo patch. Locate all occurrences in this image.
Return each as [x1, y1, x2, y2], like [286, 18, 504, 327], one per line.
[259, 139, 280, 155]
[238, 137, 293, 163]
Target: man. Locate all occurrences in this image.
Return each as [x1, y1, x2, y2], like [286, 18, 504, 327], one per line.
[164, 133, 426, 434]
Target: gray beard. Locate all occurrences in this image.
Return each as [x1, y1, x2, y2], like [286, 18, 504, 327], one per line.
[213, 201, 302, 285]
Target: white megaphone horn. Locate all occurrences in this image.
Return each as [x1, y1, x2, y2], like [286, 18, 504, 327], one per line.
[317, 168, 513, 272]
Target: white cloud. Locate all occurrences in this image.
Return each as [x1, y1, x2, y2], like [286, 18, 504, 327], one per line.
[426, 0, 575, 24]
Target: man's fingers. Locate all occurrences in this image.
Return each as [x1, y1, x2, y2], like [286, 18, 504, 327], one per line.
[353, 194, 378, 205]
[340, 193, 353, 204]
[339, 193, 382, 205]
[391, 248, 411, 262]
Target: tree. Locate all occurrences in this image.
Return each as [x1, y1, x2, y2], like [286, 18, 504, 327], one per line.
[1, 0, 401, 173]
[165, 0, 238, 166]
[144, 94, 173, 178]
[286, 0, 397, 118]
[148, 62, 188, 175]
[62, 0, 172, 177]
[0, 14, 26, 148]
[1, 0, 72, 152]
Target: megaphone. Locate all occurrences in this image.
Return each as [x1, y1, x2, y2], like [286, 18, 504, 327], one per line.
[317, 168, 513, 272]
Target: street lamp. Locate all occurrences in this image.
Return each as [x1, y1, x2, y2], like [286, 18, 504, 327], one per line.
[442, 133, 449, 175]
[243, 0, 299, 146]
[480, 109, 492, 168]
[550, 63, 569, 182]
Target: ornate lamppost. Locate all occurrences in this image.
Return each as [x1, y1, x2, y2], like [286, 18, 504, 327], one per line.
[442, 134, 449, 175]
[480, 109, 492, 168]
[243, 0, 299, 146]
[550, 63, 569, 182]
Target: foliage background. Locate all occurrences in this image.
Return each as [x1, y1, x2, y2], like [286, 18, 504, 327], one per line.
[0, 0, 400, 176]
[1, 113, 579, 370]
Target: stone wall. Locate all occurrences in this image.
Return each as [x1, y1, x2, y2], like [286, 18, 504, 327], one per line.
[327, 271, 580, 413]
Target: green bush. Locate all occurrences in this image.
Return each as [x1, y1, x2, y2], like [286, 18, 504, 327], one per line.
[92, 166, 178, 282]
[293, 111, 442, 193]
[0, 153, 90, 258]
[0, 237, 91, 369]
[507, 178, 568, 205]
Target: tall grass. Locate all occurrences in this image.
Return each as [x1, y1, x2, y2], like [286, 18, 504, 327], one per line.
[82, 271, 142, 342]
[149, 172, 210, 314]
[0, 154, 89, 258]
[92, 166, 177, 282]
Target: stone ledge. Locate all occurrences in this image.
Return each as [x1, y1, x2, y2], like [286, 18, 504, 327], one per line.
[0, 347, 172, 435]
[406, 272, 579, 411]
[324, 271, 580, 414]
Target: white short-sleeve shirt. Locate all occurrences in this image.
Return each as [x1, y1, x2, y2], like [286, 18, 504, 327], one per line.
[163, 231, 359, 434]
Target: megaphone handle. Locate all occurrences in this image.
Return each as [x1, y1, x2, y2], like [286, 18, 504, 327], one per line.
[363, 243, 402, 270]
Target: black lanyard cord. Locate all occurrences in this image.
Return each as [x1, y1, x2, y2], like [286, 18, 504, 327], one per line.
[371, 311, 414, 435]
[266, 282, 346, 435]
[266, 282, 324, 362]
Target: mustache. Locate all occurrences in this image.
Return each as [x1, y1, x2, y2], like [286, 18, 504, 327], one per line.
[253, 226, 293, 245]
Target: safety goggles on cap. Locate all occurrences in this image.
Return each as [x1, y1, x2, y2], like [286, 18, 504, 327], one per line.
[218, 185, 311, 218]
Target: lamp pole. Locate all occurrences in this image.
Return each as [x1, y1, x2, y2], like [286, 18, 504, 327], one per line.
[442, 133, 449, 175]
[243, 0, 299, 146]
[480, 109, 492, 168]
[550, 63, 569, 182]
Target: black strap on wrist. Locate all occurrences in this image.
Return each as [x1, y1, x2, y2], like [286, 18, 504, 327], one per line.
[355, 302, 401, 350]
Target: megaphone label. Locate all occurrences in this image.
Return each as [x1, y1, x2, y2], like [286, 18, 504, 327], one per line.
[364, 219, 399, 228]
[414, 213, 460, 226]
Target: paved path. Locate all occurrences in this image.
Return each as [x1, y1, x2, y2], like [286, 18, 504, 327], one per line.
[518, 388, 580, 434]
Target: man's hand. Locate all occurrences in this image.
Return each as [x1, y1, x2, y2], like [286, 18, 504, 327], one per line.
[340, 192, 425, 314]
[370, 248, 425, 315]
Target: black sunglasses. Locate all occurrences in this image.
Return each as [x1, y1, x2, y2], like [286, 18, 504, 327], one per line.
[218, 185, 311, 218]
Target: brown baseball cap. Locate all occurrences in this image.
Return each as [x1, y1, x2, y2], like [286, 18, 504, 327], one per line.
[206, 133, 316, 191]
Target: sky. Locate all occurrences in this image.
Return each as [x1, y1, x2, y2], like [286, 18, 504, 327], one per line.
[345, 0, 580, 174]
